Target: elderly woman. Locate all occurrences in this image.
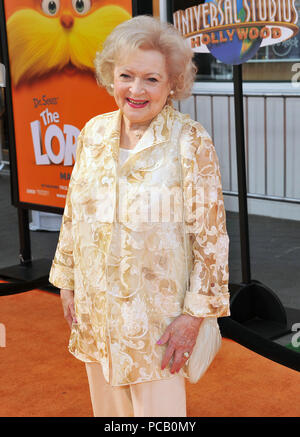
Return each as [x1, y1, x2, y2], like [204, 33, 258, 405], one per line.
[49, 15, 230, 417]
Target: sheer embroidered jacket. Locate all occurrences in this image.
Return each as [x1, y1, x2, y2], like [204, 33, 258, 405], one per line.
[49, 104, 230, 386]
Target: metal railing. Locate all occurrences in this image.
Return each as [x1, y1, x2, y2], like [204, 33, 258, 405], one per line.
[177, 90, 300, 207]
[0, 63, 8, 173]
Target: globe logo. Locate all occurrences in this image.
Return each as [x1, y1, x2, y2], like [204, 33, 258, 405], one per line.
[205, 0, 262, 65]
[173, 0, 299, 66]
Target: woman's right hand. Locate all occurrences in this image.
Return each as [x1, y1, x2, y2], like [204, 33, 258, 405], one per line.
[60, 289, 77, 329]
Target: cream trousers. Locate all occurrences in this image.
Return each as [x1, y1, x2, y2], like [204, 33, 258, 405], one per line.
[85, 362, 187, 417]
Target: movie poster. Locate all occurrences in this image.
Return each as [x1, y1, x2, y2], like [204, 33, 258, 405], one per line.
[3, 0, 132, 208]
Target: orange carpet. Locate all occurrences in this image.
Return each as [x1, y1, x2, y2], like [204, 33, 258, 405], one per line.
[0, 289, 299, 417]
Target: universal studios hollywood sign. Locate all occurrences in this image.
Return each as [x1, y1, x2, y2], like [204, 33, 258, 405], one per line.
[173, 0, 299, 64]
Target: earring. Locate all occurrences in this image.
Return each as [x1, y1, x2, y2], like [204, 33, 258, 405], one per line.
[110, 84, 114, 89]
[170, 90, 174, 96]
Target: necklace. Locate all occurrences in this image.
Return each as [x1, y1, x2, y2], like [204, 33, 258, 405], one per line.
[135, 131, 143, 139]
[132, 125, 149, 139]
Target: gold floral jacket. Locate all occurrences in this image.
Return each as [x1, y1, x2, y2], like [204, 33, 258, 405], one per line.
[49, 104, 230, 386]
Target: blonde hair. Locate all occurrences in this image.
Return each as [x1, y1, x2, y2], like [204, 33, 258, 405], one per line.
[94, 15, 197, 101]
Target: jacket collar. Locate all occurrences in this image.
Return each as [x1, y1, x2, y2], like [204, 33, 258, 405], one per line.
[102, 104, 175, 162]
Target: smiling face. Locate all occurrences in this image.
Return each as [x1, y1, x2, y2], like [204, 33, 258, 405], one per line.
[113, 48, 172, 128]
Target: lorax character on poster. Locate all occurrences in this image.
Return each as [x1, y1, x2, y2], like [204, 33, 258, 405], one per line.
[3, 0, 131, 209]
[7, 0, 131, 87]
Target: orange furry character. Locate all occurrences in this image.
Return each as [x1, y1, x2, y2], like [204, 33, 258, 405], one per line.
[7, 0, 131, 86]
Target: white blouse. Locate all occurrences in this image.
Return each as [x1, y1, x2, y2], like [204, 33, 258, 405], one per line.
[119, 146, 133, 166]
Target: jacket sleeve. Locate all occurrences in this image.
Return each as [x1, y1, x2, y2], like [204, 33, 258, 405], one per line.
[48, 127, 85, 290]
[181, 122, 230, 318]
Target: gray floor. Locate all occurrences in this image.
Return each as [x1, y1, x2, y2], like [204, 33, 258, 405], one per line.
[1, 170, 300, 345]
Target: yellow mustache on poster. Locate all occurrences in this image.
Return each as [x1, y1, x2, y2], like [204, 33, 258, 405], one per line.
[7, 5, 131, 86]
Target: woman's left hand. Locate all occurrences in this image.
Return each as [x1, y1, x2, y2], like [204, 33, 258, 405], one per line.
[157, 314, 203, 374]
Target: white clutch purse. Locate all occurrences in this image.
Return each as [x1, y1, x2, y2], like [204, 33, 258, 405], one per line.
[188, 317, 222, 384]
